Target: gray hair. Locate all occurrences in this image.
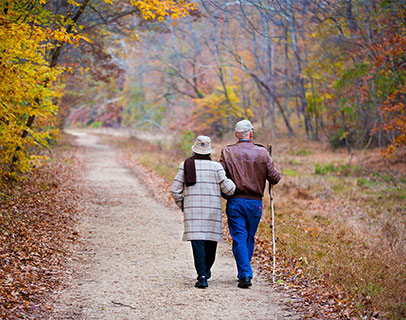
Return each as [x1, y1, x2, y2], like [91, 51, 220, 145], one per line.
[235, 130, 251, 139]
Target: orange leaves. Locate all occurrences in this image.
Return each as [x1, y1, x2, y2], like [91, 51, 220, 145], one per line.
[368, 30, 406, 157]
[355, 8, 406, 157]
[370, 33, 406, 68]
[378, 83, 406, 157]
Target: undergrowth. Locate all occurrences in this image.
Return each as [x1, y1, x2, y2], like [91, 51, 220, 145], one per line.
[266, 160, 406, 319]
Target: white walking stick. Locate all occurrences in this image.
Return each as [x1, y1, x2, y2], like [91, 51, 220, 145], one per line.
[268, 145, 276, 284]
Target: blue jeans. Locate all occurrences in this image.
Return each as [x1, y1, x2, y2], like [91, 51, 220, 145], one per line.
[226, 198, 263, 279]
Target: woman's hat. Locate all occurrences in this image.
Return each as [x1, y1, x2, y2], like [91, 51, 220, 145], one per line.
[191, 135, 213, 155]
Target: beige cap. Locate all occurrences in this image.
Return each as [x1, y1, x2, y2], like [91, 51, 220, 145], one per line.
[191, 135, 213, 155]
[235, 119, 254, 133]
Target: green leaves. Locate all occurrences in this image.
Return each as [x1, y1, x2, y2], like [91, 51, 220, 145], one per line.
[333, 63, 370, 91]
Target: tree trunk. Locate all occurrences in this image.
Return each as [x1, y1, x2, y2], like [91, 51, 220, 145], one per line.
[261, 11, 277, 137]
[224, 14, 234, 84]
[286, 0, 311, 137]
[341, 110, 351, 153]
[309, 75, 320, 140]
[283, 23, 293, 122]
[345, 0, 358, 35]
[218, 66, 233, 131]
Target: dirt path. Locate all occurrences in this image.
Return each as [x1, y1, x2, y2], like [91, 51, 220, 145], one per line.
[51, 132, 299, 320]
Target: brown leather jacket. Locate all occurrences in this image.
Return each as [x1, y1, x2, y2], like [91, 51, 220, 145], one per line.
[220, 140, 280, 200]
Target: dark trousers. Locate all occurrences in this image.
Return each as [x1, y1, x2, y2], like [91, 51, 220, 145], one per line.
[191, 240, 218, 278]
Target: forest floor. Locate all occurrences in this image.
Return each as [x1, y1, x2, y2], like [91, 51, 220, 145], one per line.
[48, 131, 300, 319]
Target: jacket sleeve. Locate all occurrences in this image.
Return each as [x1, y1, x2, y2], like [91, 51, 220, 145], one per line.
[171, 162, 185, 210]
[216, 164, 236, 196]
[266, 153, 281, 185]
[220, 148, 232, 179]
[220, 148, 227, 170]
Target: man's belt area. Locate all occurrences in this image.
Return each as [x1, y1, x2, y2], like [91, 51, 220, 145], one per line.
[228, 193, 262, 200]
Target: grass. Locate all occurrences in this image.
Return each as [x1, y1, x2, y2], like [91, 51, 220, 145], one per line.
[291, 148, 312, 156]
[261, 192, 405, 317]
[282, 168, 299, 177]
[314, 162, 336, 175]
[270, 157, 405, 318]
[138, 153, 178, 183]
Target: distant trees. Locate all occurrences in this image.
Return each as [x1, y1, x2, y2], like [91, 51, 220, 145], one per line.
[68, 0, 405, 156]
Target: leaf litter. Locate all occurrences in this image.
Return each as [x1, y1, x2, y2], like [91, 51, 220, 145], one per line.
[0, 139, 83, 319]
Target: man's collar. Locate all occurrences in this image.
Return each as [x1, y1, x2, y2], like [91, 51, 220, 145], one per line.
[238, 139, 251, 142]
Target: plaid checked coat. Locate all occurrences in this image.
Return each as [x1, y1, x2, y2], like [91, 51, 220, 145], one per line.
[171, 159, 236, 241]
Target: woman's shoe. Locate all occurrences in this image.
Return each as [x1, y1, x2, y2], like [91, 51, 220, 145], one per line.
[196, 270, 211, 280]
[195, 276, 208, 289]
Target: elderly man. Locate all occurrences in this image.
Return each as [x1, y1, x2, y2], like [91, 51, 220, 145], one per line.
[171, 136, 235, 289]
[220, 120, 281, 288]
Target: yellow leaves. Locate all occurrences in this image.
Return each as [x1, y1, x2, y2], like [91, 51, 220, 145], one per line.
[0, 8, 64, 181]
[77, 67, 90, 75]
[50, 27, 88, 46]
[67, 0, 82, 6]
[129, 0, 197, 21]
[192, 85, 252, 135]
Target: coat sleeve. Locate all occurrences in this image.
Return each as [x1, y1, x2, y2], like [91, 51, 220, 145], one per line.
[265, 153, 281, 185]
[216, 164, 236, 196]
[171, 162, 185, 210]
[219, 148, 228, 171]
[219, 148, 233, 180]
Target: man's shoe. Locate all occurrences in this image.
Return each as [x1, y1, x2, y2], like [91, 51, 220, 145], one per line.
[238, 276, 252, 289]
[195, 276, 208, 289]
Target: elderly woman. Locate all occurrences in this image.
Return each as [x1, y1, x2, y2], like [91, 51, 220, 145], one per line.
[171, 136, 235, 289]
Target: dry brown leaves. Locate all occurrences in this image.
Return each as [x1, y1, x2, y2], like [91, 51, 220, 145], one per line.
[0, 143, 83, 319]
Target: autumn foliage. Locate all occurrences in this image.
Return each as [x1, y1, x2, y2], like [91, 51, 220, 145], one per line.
[191, 85, 254, 136]
[0, 0, 196, 186]
[367, 25, 406, 156]
[0, 2, 65, 182]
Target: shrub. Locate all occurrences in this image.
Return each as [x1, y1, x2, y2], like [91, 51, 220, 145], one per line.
[292, 148, 312, 156]
[315, 163, 336, 175]
[283, 168, 299, 177]
[180, 130, 195, 155]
